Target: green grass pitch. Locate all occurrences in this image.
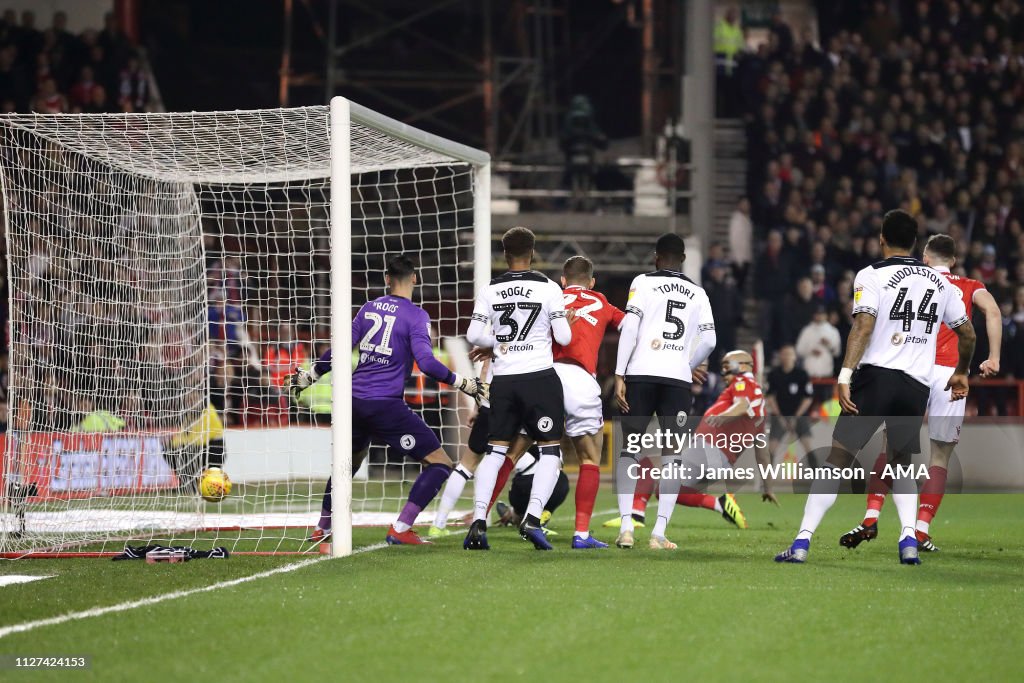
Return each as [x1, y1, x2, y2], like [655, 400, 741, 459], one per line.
[1, 493, 1021, 682]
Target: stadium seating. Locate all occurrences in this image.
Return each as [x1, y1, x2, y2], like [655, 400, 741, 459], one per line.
[727, 1, 1024, 390]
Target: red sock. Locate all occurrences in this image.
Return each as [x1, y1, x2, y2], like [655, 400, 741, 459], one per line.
[574, 463, 600, 533]
[863, 452, 890, 524]
[632, 457, 655, 514]
[487, 457, 515, 513]
[917, 466, 947, 527]
[677, 492, 718, 510]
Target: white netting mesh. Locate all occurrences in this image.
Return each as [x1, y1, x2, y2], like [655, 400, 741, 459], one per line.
[0, 105, 483, 555]
[0, 109, 461, 182]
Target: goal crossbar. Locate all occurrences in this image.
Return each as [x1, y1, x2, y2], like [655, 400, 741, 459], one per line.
[0, 102, 489, 184]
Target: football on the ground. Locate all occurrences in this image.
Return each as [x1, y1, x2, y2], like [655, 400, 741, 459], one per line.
[199, 467, 232, 503]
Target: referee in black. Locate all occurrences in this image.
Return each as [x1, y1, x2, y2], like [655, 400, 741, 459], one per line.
[765, 345, 816, 466]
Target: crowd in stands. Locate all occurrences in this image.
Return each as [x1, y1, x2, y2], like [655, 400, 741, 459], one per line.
[713, 0, 1024, 414]
[0, 11, 332, 433]
[7, 2, 1024, 434]
[0, 10, 148, 115]
[0, 10, 157, 433]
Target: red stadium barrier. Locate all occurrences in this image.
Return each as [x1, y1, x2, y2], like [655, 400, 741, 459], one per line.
[0, 432, 179, 501]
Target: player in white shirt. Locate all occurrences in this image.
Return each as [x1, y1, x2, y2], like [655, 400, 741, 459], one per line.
[612, 233, 717, 548]
[464, 226, 573, 550]
[775, 210, 975, 565]
[840, 234, 1003, 552]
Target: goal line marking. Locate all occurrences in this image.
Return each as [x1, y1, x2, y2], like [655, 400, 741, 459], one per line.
[0, 575, 54, 588]
[0, 542, 388, 640]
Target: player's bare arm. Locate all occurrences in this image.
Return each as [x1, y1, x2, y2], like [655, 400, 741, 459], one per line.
[704, 396, 751, 427]
[836, 312, 877, 415]
[945, 319, 976, 401]
[469, 346, 496, 362]
[614, 375, 629, 413]
[753, 441, 779, 505]
[691, 361, 709, 385]
[973, 288, 1002, 377]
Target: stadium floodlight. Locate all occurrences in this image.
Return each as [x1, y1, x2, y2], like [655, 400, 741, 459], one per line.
[0, 97, 490, 558]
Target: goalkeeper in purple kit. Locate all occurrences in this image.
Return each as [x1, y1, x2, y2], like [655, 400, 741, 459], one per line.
[292, 255, 484, 545]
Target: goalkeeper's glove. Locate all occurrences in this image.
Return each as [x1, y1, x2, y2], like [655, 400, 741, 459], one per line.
[289, 368, 316, 400]
[452, 374, 485, 404]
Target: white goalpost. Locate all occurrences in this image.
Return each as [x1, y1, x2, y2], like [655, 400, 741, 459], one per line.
[0, 97, 490, 558]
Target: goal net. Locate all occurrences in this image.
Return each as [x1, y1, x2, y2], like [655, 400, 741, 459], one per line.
[0, 99, 490, 557]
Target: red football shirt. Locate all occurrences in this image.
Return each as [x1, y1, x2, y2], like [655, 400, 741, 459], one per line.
[696, 372, 766, 463]
[934, 268, 985, 368]
[553, 286, 625, 375]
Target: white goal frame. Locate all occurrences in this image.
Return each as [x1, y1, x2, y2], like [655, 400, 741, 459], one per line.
[329, 98, 491, 558]
[0, 96, 490, 558]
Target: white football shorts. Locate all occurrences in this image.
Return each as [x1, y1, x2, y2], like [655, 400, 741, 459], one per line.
[927, 364, 965, 443]
[676, 443, 733, 482]
[554, 362, 604, 438]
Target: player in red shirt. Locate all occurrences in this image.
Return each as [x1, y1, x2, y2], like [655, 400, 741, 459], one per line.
[505, 255, 625, 548]
[648, 350, 778, 549]
[843, 235, 1002, 551]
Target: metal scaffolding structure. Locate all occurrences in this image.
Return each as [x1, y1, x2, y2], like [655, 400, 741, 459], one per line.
[279, 0, 574, 158]
[275, 0, 699, 270]
[278, 1, 687, 158]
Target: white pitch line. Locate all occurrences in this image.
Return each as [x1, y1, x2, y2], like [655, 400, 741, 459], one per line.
[0, 542, 388, 640]
[0, 575, 54, 587]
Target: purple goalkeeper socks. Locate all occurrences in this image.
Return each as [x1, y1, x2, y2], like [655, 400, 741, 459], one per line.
[318, 477, 332, 530]
[397, 464, 452, 527]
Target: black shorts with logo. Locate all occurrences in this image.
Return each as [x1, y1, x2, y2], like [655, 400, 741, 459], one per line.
[832, 365, 929, 456]
[620, 377, 694, 442]
[488, 368, 565, 443]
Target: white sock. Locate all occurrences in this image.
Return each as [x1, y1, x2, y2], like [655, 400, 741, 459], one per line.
[652, 470, 682, 538]
[652, 518, 668, 538]
[916, 519, 930, 534]
[891, 472, 918, 541]
[620, 515, 634, 533]
[864, 508, 880, 521]
[473, 447, 507, 522]
[392, 520, 411, 533]
[795, 492, 838, 540]
[433, 464, 472, 528]
[616, 453, 638, 527]
[892, 492, 918, 541]
[525, 446, 562, 520]
[576, 530, 589, 539]
[713, 497, 723, 513]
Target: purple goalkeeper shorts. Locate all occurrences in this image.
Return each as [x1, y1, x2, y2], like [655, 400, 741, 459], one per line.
[352, 399, 442, 461]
